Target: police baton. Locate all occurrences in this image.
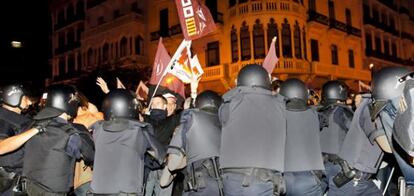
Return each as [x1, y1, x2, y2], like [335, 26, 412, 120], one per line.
[211, 157, 224, 196]
[383, 166, 395, 196]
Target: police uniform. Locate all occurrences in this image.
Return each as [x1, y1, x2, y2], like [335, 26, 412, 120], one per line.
[90, 119, 164, 195]
[284, 106, 325, 196]
[168, 108, 222, 196]
[23, 113, 94, 195]
[219, 86, 286, 196]
[328, 95, 383, 195]
[318, 104, 353, 193]
[0, 107, 32, 195]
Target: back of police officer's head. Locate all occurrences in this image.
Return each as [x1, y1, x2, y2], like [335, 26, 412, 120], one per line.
[279, 78, 309, 110]
[195, 90, 223, 113]
[237, 64, 271, 90]
[321, 80, 348, 106]
[0, 83, 33, 112]
[102, 89, 139, 121]
[43, 84, 80, 119]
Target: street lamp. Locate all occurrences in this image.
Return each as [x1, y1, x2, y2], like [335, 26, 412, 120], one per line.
[11, 41, 22, 48]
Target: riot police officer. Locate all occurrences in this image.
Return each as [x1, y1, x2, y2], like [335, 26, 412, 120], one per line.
[90, 89, 165, 195]
[160, 90, 223, 196]
[369, 66, 414, 195]
[329, 93, 383, 195]
[0, 84, 34, 195]
[219, 64, 286, 196]
[279, 78, 325, 196]
[23, 84, 95, 195]
[318, 80, 353, 193]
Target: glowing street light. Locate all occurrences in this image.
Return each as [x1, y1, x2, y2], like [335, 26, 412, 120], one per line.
[369, 63, 374, 70]
[11, 41, 22, 48]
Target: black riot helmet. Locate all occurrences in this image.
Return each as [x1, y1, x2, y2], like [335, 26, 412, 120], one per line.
[0, 84, 26, 108]
[237, 64, 271, 90]
[279, 78, 308, 101]
[44, 84, 80, 118]
[195, 90, 223, 112]
[102, 89, 139, 121]
[321, 80, 348, 104]
[372, 66, 412, 101]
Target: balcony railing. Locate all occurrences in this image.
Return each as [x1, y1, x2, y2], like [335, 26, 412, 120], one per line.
[201, 65, 225, 82]
[378, 0, 398, 11]
[402, 32, 414, 42]
[54, 14, 84, 30]
[228, 0, 305, 18]
[308, 10, 329, 26]
[87, 0, 105, 9]
[364, 17, 399, 36]
[84, 12, 144, 37]
[311, 62, 371, 81]
[329, 19, 347, 33]
[346, 25, 362, 37]
[55, 42, 81, 55]
[150, 24, 183, 41]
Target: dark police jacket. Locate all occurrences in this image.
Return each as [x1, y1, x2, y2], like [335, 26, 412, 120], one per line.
[23, 117, 94, 193]
[0, 107, 33, 174]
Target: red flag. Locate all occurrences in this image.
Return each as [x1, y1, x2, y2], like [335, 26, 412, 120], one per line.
[263, 36, 279, 74]
[175, 0, 216, 40]
[116, 77, 126, 89]
[149, 38, 171, 85]
[135, 81, 149, 101]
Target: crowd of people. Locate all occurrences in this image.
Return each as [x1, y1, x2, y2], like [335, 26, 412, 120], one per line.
[1, 64, 414, 196]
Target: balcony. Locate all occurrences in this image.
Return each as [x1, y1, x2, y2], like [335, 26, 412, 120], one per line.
[308, 10, 329, 26]
[54, 14, 84, 30]
[311, 62, 371, 81]
[87, 0, 105, 9]
[364, 17, 399, 36]
[200, 65, 226, 82]
[400, 7, 410, 16]
[84, 12, 144, 38]
[402, 32, 414, 42]
[329, 19, 347, 33]
[346, 25, 362, 37]
[150, 24, 183, 41]
[228, 58, 310, 78]
[54, 42, 81, 55]
[228, 0, 306, 18]
[378, 0, 398, 11]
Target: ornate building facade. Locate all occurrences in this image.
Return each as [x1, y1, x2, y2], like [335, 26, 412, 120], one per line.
[48, 0, 414, 93]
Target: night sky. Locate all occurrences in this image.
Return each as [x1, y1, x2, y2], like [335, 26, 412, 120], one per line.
[0, 1, 50, 89]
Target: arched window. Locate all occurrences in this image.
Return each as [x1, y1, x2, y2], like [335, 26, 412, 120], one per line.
[67, 4, 75, 22]
[67, 29, 75, 46]
[331, 44, 338, 65]
[68, 54, 75, 74]
[253, 19, 265, 58]
[135, 36, 144, 55]
[348, 49, 355, 68]
[231, 26, 239, 62]
[282, 19, 292, 58]
[87, 48, 94, 66]
[240, 21, 251, 60]
[267, 18, 280, 57]
[294, 21, 302, 59]
[57, 10, 65, 25]
[103, 43, 109, 62]
[302, 26, 307, 60]
[120, 37, 128, 57]
[76, 1, 84, 17]
[59, 57, 65, 76]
